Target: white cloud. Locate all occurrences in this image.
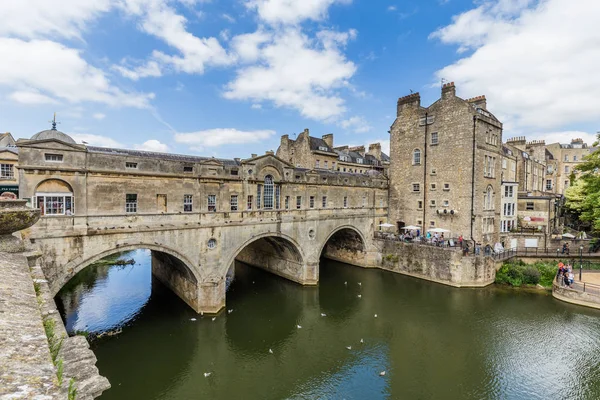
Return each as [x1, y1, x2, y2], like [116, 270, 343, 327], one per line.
[92, 113, 106, 120]
[524, 131, 598, 147]
[225, 28, 356, 120]
[340, 116, 372, 133]
[120, 0, 233, 75]
[387, 5, 397, 11]
[431, 0, 600, 130]
[0, 38, 154, 108]
[0, 0, 113, 40]
[71, 133, 123, 147]
[175, 128, 276, 149]
[231, 30, 272, 63]
[112, 60, 163, 80]
[134, 139, 170, 152]
[9, 89, 59, 105]
[244, 0, 352, 25]
[251, 103, 262, 109]
[222, 13, 236, 23]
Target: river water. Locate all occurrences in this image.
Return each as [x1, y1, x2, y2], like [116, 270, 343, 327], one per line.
[55, 249, 600, 400]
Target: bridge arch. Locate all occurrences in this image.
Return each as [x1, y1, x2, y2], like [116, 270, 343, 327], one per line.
[319, 225, 368, 268]
[222, 232, 309, 285]
[53, 243, 202, 313]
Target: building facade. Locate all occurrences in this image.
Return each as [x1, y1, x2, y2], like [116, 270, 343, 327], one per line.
[389, 83, 503, 246]
[547, 138, 597, 195]
[277, 129, 389, 175]
[0, 132, 18, 197]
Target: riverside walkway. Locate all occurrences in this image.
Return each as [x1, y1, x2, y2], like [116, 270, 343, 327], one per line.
[553, 271, 600, 310]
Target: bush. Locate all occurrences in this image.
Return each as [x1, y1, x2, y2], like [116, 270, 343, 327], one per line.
[522, 267, 541, 285]
[495, 260, 557, 288]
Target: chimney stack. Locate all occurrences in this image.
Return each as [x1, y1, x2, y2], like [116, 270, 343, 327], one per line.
[322, 134, 334, 148]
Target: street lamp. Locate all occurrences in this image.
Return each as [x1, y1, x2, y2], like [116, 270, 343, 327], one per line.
[579, 245, 584, 281]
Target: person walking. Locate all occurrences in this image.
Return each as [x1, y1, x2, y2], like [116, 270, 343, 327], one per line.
[458, 235, 463, 248]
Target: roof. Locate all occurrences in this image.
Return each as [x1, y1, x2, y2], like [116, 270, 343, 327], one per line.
[31, 129, 76, 145]
[87, 146, 240, 166]
[0, 132, 16, 147]
[0, 147, 18, 155]
[336, 149, 383, 166]
[309, 137, 336, 153]
[545, 148, 554, 160]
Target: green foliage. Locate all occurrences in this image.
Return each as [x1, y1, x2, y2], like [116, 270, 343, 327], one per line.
[56, 358, 64, 386]
[33, 281, 41, 296]
[68, 378, 77, 400]
[566, 134, 600, 232]
[383, 254, 399, 263]
[496, 260, 558, 288]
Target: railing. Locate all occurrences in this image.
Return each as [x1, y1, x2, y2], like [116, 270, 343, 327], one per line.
[515, 247, 597, 256]
[556, 275, 600, 295]
[374, 232, 462, 251]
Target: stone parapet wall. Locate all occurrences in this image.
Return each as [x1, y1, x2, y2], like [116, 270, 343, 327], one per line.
[374, 239, 496, 287]
[552, 283, 600, 310]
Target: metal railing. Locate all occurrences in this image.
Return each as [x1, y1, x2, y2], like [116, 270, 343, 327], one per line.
[373, 231, 463, 251]
[556, 275, 600, 295]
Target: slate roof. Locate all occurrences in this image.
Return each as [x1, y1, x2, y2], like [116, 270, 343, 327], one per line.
[545, 148, 555, 160]
[0, 147, 18, 155]
[87, 146, 240, 166]
[309, 137, 336, 153]
[335, 149, 385, 166]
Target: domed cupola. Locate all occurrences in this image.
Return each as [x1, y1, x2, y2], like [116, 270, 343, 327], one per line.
[30, 114, 76, 145]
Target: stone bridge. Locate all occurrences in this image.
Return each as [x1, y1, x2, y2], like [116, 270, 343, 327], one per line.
[26, 208, 384, 314]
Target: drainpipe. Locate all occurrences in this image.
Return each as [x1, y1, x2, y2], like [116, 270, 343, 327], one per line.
[423, 112, 428, 234]
[470, 115, 477, 249]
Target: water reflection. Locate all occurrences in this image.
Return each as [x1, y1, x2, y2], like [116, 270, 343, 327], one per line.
[56, 252, 600, 400]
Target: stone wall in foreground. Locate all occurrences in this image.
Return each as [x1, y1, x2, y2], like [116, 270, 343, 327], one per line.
[374, 239, 497, 287]
[552, 283, 600, 310]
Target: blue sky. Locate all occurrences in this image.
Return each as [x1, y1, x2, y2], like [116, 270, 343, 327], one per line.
[1, 0, 598, 158]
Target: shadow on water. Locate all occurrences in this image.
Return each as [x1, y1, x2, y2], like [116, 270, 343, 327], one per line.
[224, 261, 302, 357]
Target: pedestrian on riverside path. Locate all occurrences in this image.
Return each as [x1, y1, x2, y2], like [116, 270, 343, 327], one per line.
[458, 235, 463, 248]
[568, 269, 575, 285]
[563, 273, 571, 288]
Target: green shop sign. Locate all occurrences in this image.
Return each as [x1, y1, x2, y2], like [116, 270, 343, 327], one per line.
[0, 185, 19, 197]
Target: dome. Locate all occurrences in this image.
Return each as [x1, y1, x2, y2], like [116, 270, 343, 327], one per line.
[30, 129, 76, 145]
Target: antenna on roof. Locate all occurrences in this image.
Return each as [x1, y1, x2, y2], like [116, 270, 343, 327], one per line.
[49, 112, 60, 131]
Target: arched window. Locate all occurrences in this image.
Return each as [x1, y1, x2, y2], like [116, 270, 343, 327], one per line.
[263, 175, 274, 209]
[34, 179, 74, 216]
[413, 149, 421, 165]
[485, 186, 494, 210]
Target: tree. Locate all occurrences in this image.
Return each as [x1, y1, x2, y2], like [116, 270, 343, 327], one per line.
[566, 133, 600, 231]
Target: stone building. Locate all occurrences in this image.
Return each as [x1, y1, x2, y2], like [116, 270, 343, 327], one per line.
[17, 127, 388, 218]
[0, 132, 18, 197]
[389, 83, 503, 246]
[500, 146, 518, 244]
[276, 129, 389, 175]
[547, 138, 597, 195]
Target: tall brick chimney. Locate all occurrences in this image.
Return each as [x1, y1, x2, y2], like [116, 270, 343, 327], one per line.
[466, 95, 487, 110]
[441, 81, 456, 99]
[368, 143, 382, 160]
[322, 134, 334, 148]
[396, 92, 421, 117]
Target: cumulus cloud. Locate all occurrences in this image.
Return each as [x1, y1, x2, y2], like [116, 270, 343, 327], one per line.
[339, 116, 372, 133]
[134, 139, 170, 152]
[0, 38, 154, 108]
[112, 60, 163, 81]
[92, 113, 106, 120]
[244, 0, 352, 25]
[71, 133, 123, 147]
[225, 28, 356, 120]
[175, 128, 276, 149]
[431, 0, 600, 130]
[9, 90, 59, 105]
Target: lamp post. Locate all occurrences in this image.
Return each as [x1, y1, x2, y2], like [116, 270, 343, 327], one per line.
[579, 245, 584, 281]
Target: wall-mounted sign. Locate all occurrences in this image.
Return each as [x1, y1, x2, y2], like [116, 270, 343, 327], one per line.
[0, 185, 18, 197]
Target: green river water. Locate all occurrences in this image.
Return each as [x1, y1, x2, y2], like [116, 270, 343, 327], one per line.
[56, 249, 600, 400]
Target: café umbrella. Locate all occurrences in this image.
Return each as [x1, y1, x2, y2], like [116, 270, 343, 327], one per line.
[428, 228, 450, 233]
[402, 225, 421, 230]
[378, 223, 395, 228]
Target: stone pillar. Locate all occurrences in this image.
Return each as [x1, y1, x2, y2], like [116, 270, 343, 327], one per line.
[303, 261, 319, 285]
[197, 277, 226, 314]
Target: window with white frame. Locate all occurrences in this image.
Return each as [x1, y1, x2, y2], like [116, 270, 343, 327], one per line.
[257, 184, 262, 209]
[318, 146, 328, 151]
[485, 186, 494, 210]
[413, 149, 421, 165]
[263, 175, 274, 209]
[430, 199, 436, 207]
[45, 153, 63, 162]
[296, 196, 302, 209]
[443, 183, 450, 191]
[526, 202, 534, 210]
[285, 196, 289, 209]
[184, 195, 193, 212]
[430, 183, 436, 191]
[0, 163, 14, 179]
[309, 196, 315, 208]
[502, 159, 507, 169]
[565, 166, 569, 173]
[412, 183, 420, 192]
[315, 160, 320, 168]
[247, 195, 253, 210]
[324, 161, 328, 169]
[125, 162, 138, 169]
[275, 185, 281, 209]
[564, 155, 568, 161]
[126, 194, 137, 213]
[208, 195, 217, 212]
[504, 186, 514, 198]
[546, 180, 552, 190]
[573, 155, 577, 161]
[322, 196, 327, 208]
[431, 132, 438, 145]
[230, 195, 238, 211]
[417, 200, 423, 209]
[443, 200, 449, 207]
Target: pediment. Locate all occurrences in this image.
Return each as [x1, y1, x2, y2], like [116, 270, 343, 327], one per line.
[242, 153, 293, 168]
[200, 158, 224, 167]
[17, 138, 86, 152]
[0, 149, 18, 160]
